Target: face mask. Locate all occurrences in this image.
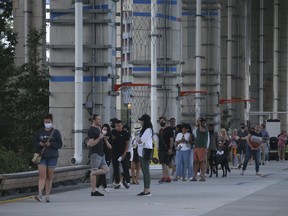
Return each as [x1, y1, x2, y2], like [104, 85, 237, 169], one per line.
[44, 123, 53, 129]
[102, 130, 107, 135]
[160, 122, 166, 127]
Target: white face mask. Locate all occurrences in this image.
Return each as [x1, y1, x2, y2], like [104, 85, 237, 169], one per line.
[102, 130, 107, 135]
[44, 123, 53, 129]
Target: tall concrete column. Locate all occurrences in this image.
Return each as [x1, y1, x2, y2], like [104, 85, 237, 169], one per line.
[273, 0, 279, 119]
[13, 0, 46, 66]
[195, 0, 202, 120]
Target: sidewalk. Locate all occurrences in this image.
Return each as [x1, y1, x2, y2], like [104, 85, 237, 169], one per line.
[1, 161, 287, 216]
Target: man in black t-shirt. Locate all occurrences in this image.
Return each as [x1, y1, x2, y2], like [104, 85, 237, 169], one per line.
[87, 114, 109, 196]
[111, 120, 131, 189]
[237, 123, 249, 169]
[158, 117, 174, 183]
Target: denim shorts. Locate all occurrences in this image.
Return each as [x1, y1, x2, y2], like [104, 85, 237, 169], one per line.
[38, 157, 58, 168]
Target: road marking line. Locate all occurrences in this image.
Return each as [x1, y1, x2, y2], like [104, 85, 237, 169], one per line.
[0, 196, 33, 204]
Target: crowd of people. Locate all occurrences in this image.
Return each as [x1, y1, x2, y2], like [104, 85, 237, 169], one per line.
[32, 113, 288, 201]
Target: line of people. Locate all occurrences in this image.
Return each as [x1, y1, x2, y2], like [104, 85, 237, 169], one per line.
[157, 120, 279, 182]
[87, 114, 153, 196]
[88, 115, 275, 198]
[32, 113, 286, 202]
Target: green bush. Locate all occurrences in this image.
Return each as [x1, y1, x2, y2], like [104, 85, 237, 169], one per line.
[0, 145, 34, 174]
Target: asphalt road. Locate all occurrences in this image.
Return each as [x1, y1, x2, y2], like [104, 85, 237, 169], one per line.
[1, 161, 287, 216]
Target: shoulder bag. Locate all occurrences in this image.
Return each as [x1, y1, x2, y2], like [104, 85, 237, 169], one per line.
[32, 129, 55, 164]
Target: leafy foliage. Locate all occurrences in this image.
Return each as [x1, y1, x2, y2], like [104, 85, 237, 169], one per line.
[0, 2, 49, 173]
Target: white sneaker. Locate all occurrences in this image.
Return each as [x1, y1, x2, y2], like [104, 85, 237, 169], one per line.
[34, 194, 42, 202]
[103, 187, 110, 193]
[45, 196, 51, 202]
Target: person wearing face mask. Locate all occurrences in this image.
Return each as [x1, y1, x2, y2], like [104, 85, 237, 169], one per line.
[111, 120, 131, 189]
[158, 117, 174, 183]
[32, 113, 63, 202]
[130, 123, 142, 184]
[237, 123, 249, 169]
[96, 124, 112, 192]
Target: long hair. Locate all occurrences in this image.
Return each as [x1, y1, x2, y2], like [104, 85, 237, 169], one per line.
[101, 123, 111, 136]
[140, 118, 153, 137]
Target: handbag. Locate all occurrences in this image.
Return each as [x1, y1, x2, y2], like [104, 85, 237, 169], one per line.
[31, 152, 43, 164]
[31, 129, 55, 164]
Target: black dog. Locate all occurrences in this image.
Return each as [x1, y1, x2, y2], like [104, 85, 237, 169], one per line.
[209, 151, 230, 177]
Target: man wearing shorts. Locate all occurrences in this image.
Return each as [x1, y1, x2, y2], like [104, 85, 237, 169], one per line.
[237, 123, 249, 169]
[192, 118, 209, 181]
[158, 117, 174, 183]
[88, 114, 109, 196]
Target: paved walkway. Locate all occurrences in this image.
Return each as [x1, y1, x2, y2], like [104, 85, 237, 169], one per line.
[1, 161, 288, 216]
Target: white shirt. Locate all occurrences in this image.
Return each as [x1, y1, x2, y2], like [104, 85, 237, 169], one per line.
[175, 132, 192, 151]
[137, 128, 153, 157]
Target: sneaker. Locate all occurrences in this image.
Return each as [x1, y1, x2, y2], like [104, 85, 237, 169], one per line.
[165, 177, 171, 183]
[199, 177, 206, 182]
[241, 170, 245, 175]
[190, 177, 197, 182]
[137, 192, 151, 196]
[143, 192, 151, 196]
[158, 177, 166, 183]
[103, 187, 110, 193]
[91, 191, 104, 196]
[45, 196, 50, 203]
[114, 184, 121, 189]
[173, 177, 178, 181]
[237, 163, 242, 169]
[137, 192, 145, 196]
[34, 195, 42, 202]
[256, 172, 261, 176]
[123, 181, 130, 189]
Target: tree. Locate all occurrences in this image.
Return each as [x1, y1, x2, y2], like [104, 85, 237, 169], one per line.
[4, 28, 49, 153]
[0, 0, 17, 150]
[0, 1, 49, 173]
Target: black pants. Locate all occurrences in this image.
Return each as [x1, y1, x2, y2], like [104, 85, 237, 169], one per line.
[112, 156, 130, 184]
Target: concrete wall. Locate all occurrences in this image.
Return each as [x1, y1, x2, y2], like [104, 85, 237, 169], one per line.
[48, 0, 117, 165]
[13, 0, 46, 66]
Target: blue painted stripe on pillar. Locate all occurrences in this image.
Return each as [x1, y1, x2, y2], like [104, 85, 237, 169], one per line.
[133, 12, 180, 22]
[133, 0, 177, 5]
[50, 5, 109, 19]
[182, 11, 219, 16]
[50, 76, 108, 82]
[133, 67, 177, 72]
